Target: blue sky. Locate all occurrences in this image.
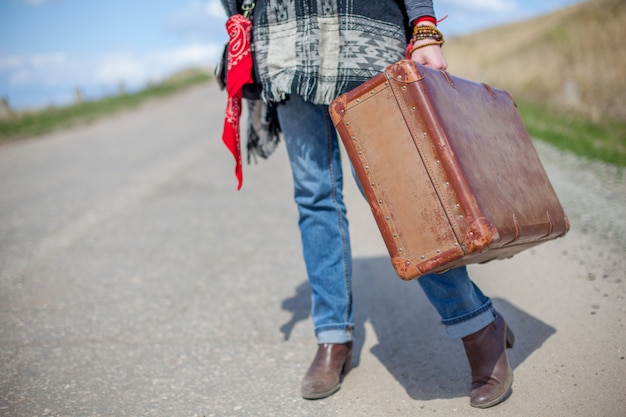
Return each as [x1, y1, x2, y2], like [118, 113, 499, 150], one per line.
[0, 0, 583, 110]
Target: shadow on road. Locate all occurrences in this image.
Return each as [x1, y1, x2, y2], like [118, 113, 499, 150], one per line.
[280, 281, 312, 340]
[280, 255, 556, 400]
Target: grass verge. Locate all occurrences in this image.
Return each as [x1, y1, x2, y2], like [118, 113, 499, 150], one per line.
[2, 73, 624, 169]
[0, 69, 212, 144]
[517, 100, 626, 167]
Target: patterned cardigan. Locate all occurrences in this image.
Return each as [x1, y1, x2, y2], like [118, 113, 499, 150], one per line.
[221, 0, 436, 105]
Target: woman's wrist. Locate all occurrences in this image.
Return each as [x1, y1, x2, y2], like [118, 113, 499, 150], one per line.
[406, 16, 445, 59]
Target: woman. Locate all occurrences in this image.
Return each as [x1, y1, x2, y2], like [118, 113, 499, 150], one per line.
[220, 0, 514, 408]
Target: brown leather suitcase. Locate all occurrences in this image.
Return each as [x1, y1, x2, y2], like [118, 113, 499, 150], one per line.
[329, 59, 569, 280]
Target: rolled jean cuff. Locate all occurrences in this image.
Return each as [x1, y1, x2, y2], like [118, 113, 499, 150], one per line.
[316, 329, 353, 344]
[444, 306, 496, 339]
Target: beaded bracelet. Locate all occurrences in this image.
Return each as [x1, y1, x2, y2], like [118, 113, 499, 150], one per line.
[409, 41, 444, 55]
[411, 25, 444, 43]
[408, 25, 445, 55]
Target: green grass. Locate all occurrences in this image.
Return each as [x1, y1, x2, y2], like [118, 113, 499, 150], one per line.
[0, 69, 212, 143]
[517, 100, 626, 167]
[2, 72, 625, 169]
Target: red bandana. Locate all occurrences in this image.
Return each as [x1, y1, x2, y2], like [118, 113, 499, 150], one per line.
[222, 14, 254, 190]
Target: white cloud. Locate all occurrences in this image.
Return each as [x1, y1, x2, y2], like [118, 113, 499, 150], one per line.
[0, 54, 24, 71]
[29, 52, 68, 69]
[167, 0, 227, 42]
[206, 0, 227, 18]
[169, 0, 208, 27]
[162, 44, 221, 64]
[23, 0, 58, 6]
[1, 52, 74, 86]
[94, 44, 221, 86]
[0, 44, 222, 108]
[94, 54, 146, 86]
[440, 0, 518, 12]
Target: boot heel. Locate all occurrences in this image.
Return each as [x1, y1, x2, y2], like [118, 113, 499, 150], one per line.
[342, 351, 353, 375]
[505, 326, 515, 349]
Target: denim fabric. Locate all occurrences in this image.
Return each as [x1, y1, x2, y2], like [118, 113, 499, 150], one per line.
[276, 94, 354, 343]
[276, 94, 494, 343]
[418, 267, 495, 339]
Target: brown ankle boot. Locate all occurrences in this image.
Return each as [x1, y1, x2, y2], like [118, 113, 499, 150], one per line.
[301, 342, 353, 400]
[462, 313, 514, 408]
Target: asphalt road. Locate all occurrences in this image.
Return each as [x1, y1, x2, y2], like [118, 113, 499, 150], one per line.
[1, 81, 625, 417]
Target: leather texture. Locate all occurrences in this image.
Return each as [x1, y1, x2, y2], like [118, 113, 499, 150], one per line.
[462, 313, 514, 408]
[301, 342, 353, 400]
[330, 59, 569, 280]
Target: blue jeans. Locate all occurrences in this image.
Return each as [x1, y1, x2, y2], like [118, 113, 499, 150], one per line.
[276, 94, 495, 344]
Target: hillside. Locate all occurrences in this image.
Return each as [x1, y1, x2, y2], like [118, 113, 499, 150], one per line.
[443, 0, 625, 122]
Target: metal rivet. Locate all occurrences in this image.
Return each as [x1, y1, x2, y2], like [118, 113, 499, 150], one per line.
[402, 86, 407, 90]
[456, 203, 460, 208]
[346, 122, 350, 126]
[454, 243, 458, 247]
[358, 151, 362, 155]
[436, 249, 441, 254]
[379, 199, 383, 204]
[405, 260, 410, 267]
[393, 233, 397, 238]
[356, 99, 361, 103]
[365, 165, 369, 170]
[370, 91, 375, 95]
[352, 136, 356, 141]
[411, 106, 416, 111]
[445, 182, 449, 187]
[421, 255, 425, 260]
[371, 182, 375, 187]
[459, 215, 464, 219]
[399, 248, 403, 252]
[469, 232, 474, 237]
[423, 132, 427, 137]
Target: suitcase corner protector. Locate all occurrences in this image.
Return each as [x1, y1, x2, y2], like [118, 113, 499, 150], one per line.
[385, 59, 425, 83]
[391, 257, 420, 281]
[563, 214, 571, 235]
[329, 95, 347, 125]
[465, 217, 499, 253]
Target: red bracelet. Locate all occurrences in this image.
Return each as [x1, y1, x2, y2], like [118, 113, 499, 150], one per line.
[414, 16, 437, 26]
